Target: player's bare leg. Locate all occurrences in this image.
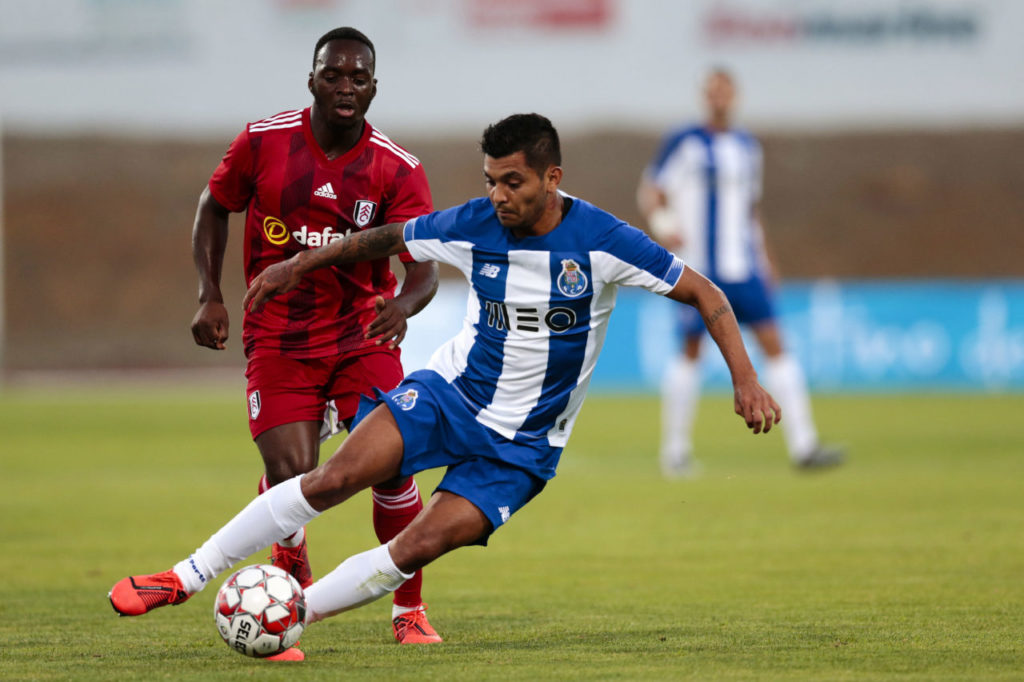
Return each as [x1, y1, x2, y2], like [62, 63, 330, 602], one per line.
[389, 491, 490, 572]
[752, 322, 843, 469]
[299, 405, 405, 509]
[386, 492, 485, 643]
[304, 490, 489, 641]
[257, 421, 321, 485]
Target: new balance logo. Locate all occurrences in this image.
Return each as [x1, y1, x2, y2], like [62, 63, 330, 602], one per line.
[314, 182, 337, 199]
[479, 263, 501, 278]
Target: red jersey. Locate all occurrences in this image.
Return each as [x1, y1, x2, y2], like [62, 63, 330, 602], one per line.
[208, 108, 433, 359]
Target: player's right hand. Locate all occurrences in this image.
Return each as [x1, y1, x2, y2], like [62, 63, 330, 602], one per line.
[732, 377, 782, 435]
[191, 301, 229, 350]
[243, 256, 304, 312]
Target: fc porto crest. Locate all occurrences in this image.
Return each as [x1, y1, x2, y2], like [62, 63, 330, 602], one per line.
[353, 200, 378, 228]
[392, 388, 419, 411]
[556, 259, 588, 297]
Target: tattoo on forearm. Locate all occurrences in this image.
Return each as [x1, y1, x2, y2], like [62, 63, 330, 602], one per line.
[705, 304, 731, 327]
[359, 226, 396, 253]
[335, 224, 400, 263]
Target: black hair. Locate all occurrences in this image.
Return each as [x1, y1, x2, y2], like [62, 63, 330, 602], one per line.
[480, 113, 561, 177]
[313, 27, 375, 69]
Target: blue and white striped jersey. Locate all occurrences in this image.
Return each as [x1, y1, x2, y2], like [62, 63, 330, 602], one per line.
[403, 194, 685, 448]
[647, 125, 765, 283]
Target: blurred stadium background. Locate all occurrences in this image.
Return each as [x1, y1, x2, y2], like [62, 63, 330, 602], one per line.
[1, 0, 1022, 391]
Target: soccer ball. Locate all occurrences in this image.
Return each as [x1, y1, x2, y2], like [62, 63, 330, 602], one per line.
[214, 564, 306, 658]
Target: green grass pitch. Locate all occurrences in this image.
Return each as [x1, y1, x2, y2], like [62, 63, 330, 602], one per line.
[1, 386, 1022, 680]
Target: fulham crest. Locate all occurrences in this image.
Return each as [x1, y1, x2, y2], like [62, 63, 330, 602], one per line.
[248, 391, 262, 419]
[353, 200, 378, 228]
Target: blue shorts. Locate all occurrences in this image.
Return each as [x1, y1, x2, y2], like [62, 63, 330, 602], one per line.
[353, 370, 553, 544]
[677, 274, 776, 338]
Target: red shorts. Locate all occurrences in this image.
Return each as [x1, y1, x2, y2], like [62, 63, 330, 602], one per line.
[244, 348, 404, 439]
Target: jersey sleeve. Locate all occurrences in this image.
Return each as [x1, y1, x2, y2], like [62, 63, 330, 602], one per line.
[382, 162, 433, 264]
[207, 128, 255, 212]
[402, 201, 480, 268]
[593, 221, 685, 295]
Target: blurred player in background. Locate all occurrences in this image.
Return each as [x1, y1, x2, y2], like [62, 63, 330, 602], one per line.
[111, 113, 781, 647]
[637, 67, 843, 477]
[187, 27, 441, 650]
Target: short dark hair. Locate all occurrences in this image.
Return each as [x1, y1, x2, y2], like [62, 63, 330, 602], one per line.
[313, 27, 375, 69]
[480, 113, 561, 177]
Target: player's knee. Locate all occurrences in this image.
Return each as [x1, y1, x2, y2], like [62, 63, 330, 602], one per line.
[264, 455, 315, 485]
[390, 529, 453, 573]
[299, 461, 367, 511]
[393, 511, 489, 573]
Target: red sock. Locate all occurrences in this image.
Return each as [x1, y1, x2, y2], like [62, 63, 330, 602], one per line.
[372, 477, 424, 608]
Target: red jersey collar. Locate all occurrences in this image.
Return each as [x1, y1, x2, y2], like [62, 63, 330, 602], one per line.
[301, 107, 371, 166]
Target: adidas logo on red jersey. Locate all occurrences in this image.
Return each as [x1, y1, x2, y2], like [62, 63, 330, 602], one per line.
[313, 182, 337, 199]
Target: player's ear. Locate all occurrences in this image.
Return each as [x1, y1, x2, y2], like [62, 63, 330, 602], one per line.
[308, 72, 314, 93]
[546, 165, 563, 189]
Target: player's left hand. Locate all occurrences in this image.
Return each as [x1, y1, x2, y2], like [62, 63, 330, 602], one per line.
[732, 377, 782, 434]
[365, 295, 409, 349]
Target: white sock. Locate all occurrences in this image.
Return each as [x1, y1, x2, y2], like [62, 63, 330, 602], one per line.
[661, 355, 701, 464]
[257, 474, 305, 547]
[763, 354, 818, 460]
[173, 476, 319, 594]
[392, 603, 424, 619]
[304, 544, 414, 624]
[278, 527, 305, 548]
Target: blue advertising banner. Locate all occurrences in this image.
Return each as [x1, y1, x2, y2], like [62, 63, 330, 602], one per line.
[600, 279, 1024, 393]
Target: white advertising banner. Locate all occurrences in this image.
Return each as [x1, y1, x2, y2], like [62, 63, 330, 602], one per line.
[1, 0, 1021, 135]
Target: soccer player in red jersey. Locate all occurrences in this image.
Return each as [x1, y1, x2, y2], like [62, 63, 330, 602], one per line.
[188, 27, 441, 649]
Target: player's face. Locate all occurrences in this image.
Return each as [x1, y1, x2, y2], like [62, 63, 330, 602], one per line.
[704, 72, 736, 121]
[308, 40, 377, 129]
[483, 152, 558, 231]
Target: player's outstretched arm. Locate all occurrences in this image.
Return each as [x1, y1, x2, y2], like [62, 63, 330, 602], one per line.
[243, 222, 408, 312]
[666, 267, 782, 434]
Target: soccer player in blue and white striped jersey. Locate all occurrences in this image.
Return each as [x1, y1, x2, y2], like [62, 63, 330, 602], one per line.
[110, 114, 780, 637]
[638, 68, 843, 476]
